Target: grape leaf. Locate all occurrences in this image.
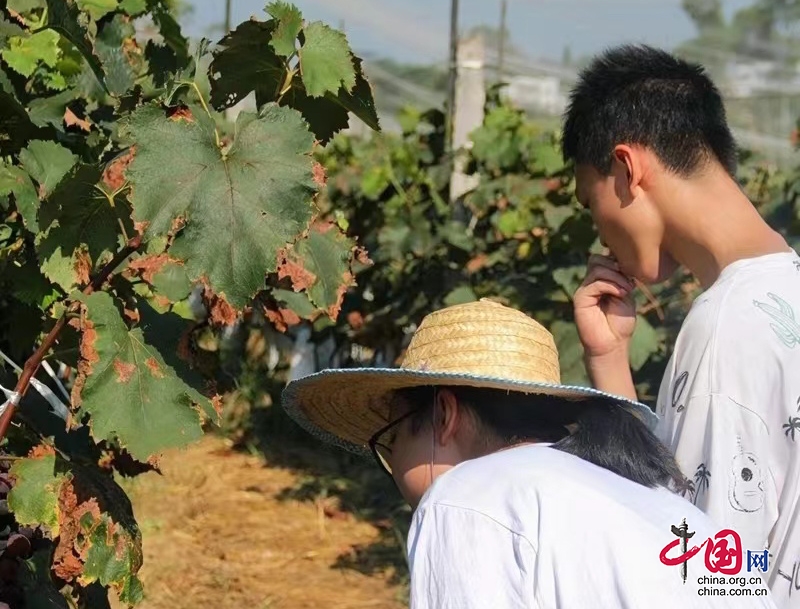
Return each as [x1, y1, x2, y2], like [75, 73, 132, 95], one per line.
[125, 102, 317, 309]
[150, 260, 192, 302]
[207, 19, 284, 111]
[37, 164, 124, 291]
[288, 220, 356, 318]
[629, 314, 660, 371]
[44, 0, 108, 93]
[0, 163, 39, 231]
[7, 454, 63, 535]
[266, 1, 303, 57]
[119, 0, 146, 14]
[73, 291, 210, 460]
[77, 0, 119, 20]
[9, 452, 143, 604]
[2, 30, 61, 77]
[531, 141, 563, 175]
[18, 140, 78, 197]
[151, 3, 188, 64]
[92, 15, 139, 97]
[282, 55, 379, 143]
[549, 320, 590, 385]
[298, 21, 356, 97]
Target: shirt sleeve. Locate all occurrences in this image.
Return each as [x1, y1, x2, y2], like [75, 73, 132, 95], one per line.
[668, 393, 780, 552]
[407, 503, 536, 609]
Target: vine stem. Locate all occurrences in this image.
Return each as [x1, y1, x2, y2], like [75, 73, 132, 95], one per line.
[0, 235, 143, 443]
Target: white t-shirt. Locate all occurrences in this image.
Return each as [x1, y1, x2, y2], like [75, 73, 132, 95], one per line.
[407, 444, 776, 608]
[655, 250, 800, 608]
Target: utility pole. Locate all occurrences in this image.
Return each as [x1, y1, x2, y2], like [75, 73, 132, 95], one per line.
[446, 0, 460, 155]
[224, 0, 232, 34]
[498, 0, 507, 82]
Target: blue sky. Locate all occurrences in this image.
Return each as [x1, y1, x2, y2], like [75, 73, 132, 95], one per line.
[183, 0, 754, 64]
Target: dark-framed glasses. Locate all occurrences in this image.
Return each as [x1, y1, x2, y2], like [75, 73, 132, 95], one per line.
[368, 407, 421, 477]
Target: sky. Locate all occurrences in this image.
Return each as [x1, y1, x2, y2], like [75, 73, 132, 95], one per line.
[182, 0, 755, 65]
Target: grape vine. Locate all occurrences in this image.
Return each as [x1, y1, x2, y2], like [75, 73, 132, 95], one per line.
[0, 0, 378, 606]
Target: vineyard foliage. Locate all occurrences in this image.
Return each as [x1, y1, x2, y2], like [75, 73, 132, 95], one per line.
[0, 0, 378, 606]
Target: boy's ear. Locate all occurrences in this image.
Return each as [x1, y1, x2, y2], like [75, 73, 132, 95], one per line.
[435, 389, 460, 445]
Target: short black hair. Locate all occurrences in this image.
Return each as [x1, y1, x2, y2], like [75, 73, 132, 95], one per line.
[395, 385, 684, 490]
[561, 44, 738, 177]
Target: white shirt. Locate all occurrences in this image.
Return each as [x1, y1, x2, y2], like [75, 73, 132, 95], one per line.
[655, 250, 800, 608]
[407, 444, 776, 608]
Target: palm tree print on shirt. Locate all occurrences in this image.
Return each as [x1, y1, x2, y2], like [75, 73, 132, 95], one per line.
[674, 475, 696, 501]
[784, 395, 800, 441]
[693, 463, 711, 505]
[672, 371, 688, 413]
[753, 292, 800, 348]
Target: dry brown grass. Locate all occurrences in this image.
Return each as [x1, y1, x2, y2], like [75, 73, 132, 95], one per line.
[113, 435, 406, 609]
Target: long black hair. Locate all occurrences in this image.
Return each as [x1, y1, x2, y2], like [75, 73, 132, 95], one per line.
[394, 385, 683, 489]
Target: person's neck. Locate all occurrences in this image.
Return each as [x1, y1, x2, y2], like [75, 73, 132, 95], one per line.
[658, 169, 791, 289]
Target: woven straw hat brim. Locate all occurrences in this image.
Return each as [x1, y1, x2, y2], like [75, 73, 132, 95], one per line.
[281, 367, 659, 458]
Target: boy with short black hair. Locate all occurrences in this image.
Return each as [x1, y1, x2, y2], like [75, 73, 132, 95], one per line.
[562, 43, 800, 606]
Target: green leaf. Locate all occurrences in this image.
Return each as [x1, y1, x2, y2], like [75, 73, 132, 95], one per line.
[289, 221, 355, 318]
[531, 141, 563, 175]
[8, 454, 64, 535]
[552, 265, 584, 298]
[266, 1, 303, 57]
[77, 0, 119, 20]
[74, 291, 210, 460]
[629, 314, 660, 371]
[549, 320, 590, 385]
[444, 285, 477, 306]
[298, 21, 356, 98]
[282, 55, 379, 143]
[44, 0, 108, 93]
[1, 30, 61, 77]
[119, 0, 146, 14]
[37, 164, 123, 291]
[151, 4, 189, 65]
[543, 203, 574, 232]
[92, 15, 139, 96]
[125, 102, 317, 310]
[150, 260, 193, 302]
[208, 19, 284, 111]
[27, 89, 78, 130]
[272, 287, 317, 319]
[0, 163, 39, 231]
[18, 140, 78, 197]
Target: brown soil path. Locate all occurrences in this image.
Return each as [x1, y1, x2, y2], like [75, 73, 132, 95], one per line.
[114, 436, 406, 609]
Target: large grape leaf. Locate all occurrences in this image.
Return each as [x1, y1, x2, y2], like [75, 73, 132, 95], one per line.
[19, 140, 78, 197]
[298, 21, 356, 97]
[45, 0, 108, 92]
[8, 451, 143, 605]
[72, 291, 211, 461]
[125, 102, 317, 309]
[207, 19, 284, 111]
[550, 320, 590, 385]
[266, 1, 303, 57]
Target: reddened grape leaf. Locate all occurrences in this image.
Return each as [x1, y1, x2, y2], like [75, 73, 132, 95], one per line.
[124, 102, 317, 309]
[72, 291, 211, 461]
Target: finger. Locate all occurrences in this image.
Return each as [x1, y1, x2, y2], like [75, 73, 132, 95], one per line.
[582, 265, 636, 290]
[575, 279, 632, 303]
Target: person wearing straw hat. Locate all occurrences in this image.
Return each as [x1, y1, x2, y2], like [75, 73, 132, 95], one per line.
[282, 299, 776, 608]
[561, 44, 799, 607]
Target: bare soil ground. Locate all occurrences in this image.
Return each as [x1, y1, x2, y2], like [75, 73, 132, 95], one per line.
[114, 435, 407, 609]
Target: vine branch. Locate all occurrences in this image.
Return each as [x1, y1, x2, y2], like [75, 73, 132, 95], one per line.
[0, 235, 143, 442]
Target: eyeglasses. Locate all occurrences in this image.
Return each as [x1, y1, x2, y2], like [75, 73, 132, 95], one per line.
[368, 407, 422, 478]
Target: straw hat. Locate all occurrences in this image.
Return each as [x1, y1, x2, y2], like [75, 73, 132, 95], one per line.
[281, 298, 658, 457]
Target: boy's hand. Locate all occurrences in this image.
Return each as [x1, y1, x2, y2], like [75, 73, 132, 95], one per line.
[573, 253, 637, 359]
